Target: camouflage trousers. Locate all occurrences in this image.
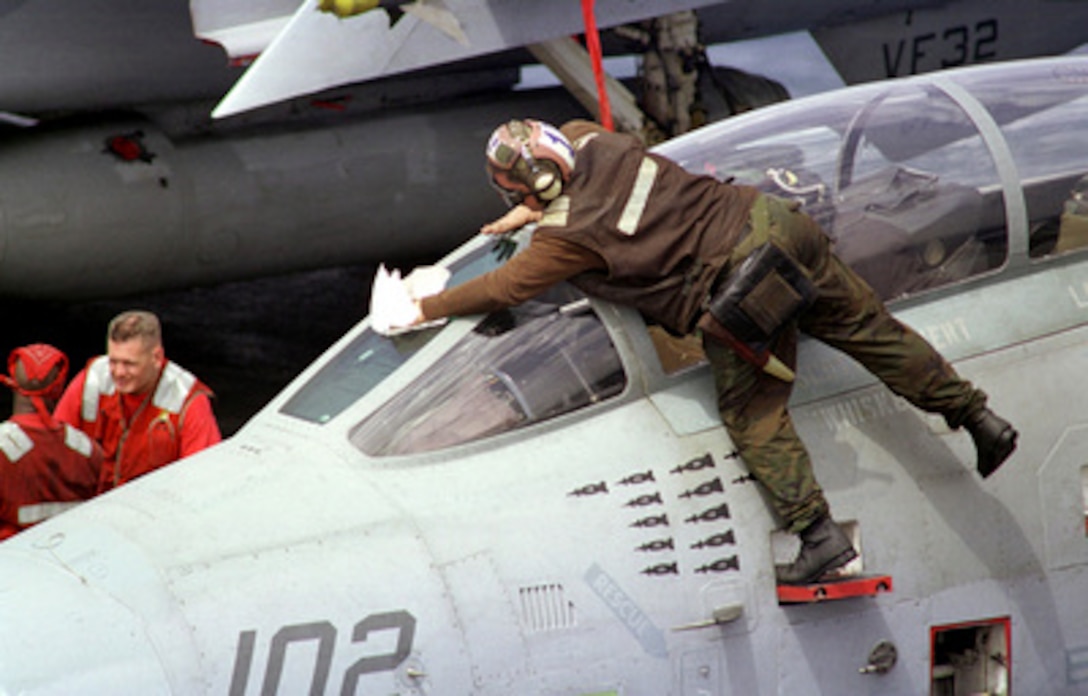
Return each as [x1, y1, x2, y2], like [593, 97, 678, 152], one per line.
[702, 195, 987, 533]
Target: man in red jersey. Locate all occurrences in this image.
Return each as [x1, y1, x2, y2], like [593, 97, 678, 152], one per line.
[55, 310, 221, 491]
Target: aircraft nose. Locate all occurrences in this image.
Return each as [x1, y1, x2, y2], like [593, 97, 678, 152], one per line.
[0, 545, 173, 694]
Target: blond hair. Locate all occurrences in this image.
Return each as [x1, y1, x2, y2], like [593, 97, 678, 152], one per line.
[107, 310, 162, 347]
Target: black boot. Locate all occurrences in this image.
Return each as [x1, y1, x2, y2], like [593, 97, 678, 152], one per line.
[775, 515, 858, 585]
[965, 408, 1018, 478]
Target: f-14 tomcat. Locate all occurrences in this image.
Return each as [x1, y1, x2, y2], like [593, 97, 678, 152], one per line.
[2, 54, 1088, 694]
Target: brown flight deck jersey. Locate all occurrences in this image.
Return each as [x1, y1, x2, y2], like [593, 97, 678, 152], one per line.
[421, 120, 759, 336]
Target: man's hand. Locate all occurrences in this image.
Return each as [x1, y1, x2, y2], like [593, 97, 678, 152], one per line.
[481, 204, 542, 236]
[370, 264, 451, 336]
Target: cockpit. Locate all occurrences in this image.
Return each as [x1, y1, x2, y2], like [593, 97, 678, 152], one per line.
[350, 289, 625, 456]
[279, 239, 631, 456]
[662, 56, 1088, 300]
[274, 56, 1088, 456]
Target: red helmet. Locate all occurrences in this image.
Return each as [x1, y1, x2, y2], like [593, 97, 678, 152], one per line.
[4, 344, 68, 401]
[0, 343, 69, 428]
[485, 119, 575, 207]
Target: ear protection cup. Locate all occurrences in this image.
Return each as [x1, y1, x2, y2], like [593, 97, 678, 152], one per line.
[530, 160, 562, 201]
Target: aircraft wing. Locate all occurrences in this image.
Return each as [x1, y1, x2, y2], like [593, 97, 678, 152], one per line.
[191, 0, 301, 64]
[205, 0, 723, 118]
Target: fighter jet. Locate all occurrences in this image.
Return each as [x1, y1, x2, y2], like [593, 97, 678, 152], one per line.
[0, 0, 1086, 302]
[2, 53, 1087, 694]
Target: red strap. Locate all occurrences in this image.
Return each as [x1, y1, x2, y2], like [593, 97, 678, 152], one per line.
[580, 0, 613, 131]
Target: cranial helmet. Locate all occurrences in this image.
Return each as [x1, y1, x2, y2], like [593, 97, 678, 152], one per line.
[5, 344, 68, 402]
[0, 344, 69, 428]
[485, 119, 575, 207]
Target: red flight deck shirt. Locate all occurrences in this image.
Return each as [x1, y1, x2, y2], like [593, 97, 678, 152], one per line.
[54, 357, 222, 491]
